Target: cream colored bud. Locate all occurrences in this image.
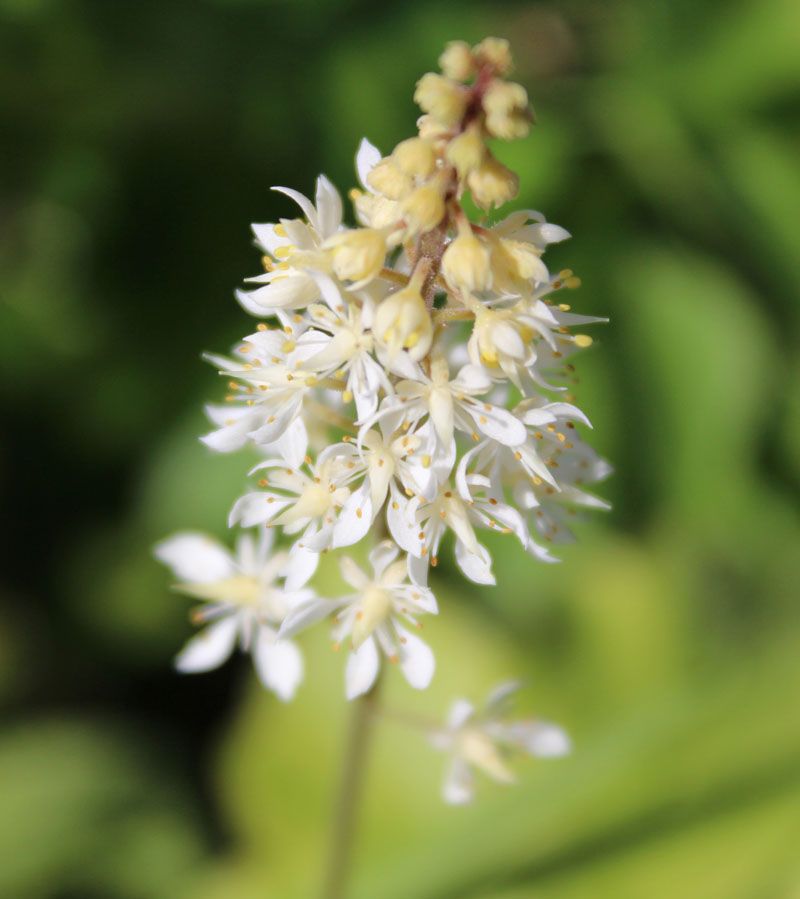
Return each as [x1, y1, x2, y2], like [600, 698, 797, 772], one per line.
[417, 114, 451, 142]
[399, 184, 446, 235]
[442, 225, 492, 292]
[492, 239, 549, 290]
[374, 266, 433, 362]
[473, 37, 513, 76]
[467, 154, 519, 210]
[392, 137, 436, 178]
[325, 228, 387, 284]
[414, 72, 468, 127]
[367, 159, 414, 200]
[439, 40, 474, 81]
[445, 127, 486, 177]
[483, 80, 528, 116]
[485, 110, 532, 141]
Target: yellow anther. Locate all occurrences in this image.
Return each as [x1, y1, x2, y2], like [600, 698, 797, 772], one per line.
[574, 334, 593, 348]
[273, 223, 287, 237]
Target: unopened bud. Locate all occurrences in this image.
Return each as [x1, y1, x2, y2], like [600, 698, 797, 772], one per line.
[482, 80, 528, 117]
[492, 239, 549, 291]
[325, 228, 387, 285]
[367, 159, 414, 200]
[442, 223, 492, 292]
[439, 40, 474, 81]
[392, 137, 436, 178]
[467, 154, 519, 210]
[485, 110, 532, 141]
[414, 73, 468, 127]
[374, 265, 433, 362]
[473, 37, 513, 76]
[445, 126, 486, 177]
[399, 184, 446, 235]
[417, 114, 452, 142]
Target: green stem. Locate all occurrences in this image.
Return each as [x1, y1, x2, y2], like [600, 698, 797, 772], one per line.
[320, 676, 382, 899]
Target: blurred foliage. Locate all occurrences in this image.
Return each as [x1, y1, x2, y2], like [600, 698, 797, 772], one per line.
[1, 0, 799, 897]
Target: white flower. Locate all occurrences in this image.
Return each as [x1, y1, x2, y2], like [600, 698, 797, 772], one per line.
[430, 681, 570, 804]
[298, 273, 390, 421]
[229, 443, 372, 554]
[387, 483, 496, 585]
[200, 330, 321, 452]
[154, 529, 312, 701]
[366, 353, 526, 455]
[236, 175, 343, 314]
[279, 541, 437, 699]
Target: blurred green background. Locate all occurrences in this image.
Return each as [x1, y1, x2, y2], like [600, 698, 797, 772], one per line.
[2, 0, 800, 896]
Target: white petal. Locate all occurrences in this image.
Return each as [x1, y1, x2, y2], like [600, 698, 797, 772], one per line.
[279, 597, 341, 639]
[447, 698, 475, 729]
[467, 401, 526, 446]
[200, 419, 253, 453]
[485, 680, 523, 713]
[507, 721, 572, 758]
[332, 481, 372, 549]
[283, 544, 319, 590]
[315, 175, 343, 239]
[455, 539, 495, 585]
[345, 636, 380, 700]
[251, 222, 285, 255]
[229, 493, 290, 528]
[442, 757, 474, 805]
[369, 540, 400, 580]
[272, 185, 319, 232]
[174, 616, 239, 673]
[395, 624, 435, 690]
[253, 629, 304, 701]
[339, 555, 370, 591]
[356, 137, 382, 189]
[154, 533, 235, 583]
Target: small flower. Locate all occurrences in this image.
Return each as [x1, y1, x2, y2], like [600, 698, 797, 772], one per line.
[154, 529, 312, 701]
[237, 175, 343, 314]
[438, 40, 474, 82]
[323, 227, 388, 288]
[441, 220, 492, 292]
[229, 443, 372, 554]
[430, 681, 571, 804]
[467, 153, 519, 211]
[280, 541, 437, 699]
[444, 125, 486, 179]
[392, 137, 437, 178]
[374, 264, 433, 364]
[414, 72, 468, 126]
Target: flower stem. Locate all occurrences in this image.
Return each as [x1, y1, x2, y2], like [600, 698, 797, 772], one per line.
[320, 676, 382, 899]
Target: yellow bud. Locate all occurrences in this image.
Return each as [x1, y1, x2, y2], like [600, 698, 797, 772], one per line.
[442, 226, 492, 292]
[416, 114, 451, 142]
[367, 159, 413, 200]
[325, 228, 387, 284]
[392, 137, 436, 178]
[414, 72, 468, 127]
[485, 110, 532, 141]
[467, 154, 519, 210]
[439, 40, 474, 81]
[445, 126, 486, 177]
[399, 184, 446, 234]
[495, 239, 548, 286]
[374, 266, 433, 362]
[473, 37, 513, 76]
[482, 80, 528, 116]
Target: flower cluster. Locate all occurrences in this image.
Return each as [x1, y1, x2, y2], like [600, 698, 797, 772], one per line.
[156, 38, 608, 801]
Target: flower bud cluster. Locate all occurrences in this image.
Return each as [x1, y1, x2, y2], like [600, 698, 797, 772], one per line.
[156, 38, 607, 800]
